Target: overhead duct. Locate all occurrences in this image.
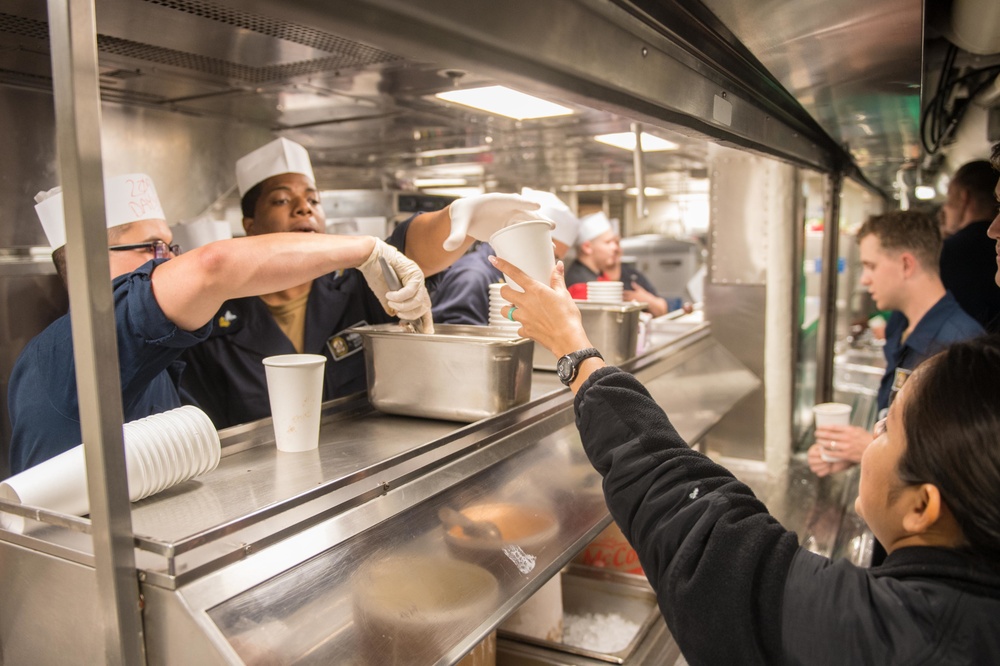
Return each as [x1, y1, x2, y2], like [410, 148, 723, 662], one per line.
[949, 0, 1000, 55]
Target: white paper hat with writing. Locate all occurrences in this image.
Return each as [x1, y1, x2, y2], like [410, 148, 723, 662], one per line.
[236, 138, 315, 198]
[34, 173, 165, 249]
[520, 187, 580, 246]
[577, 211, 613, 244]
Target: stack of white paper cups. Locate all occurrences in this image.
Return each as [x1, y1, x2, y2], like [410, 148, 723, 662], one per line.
[488, 282, 520, 334]
[0, 405, 221, 532]
[586, 281, 624, 303]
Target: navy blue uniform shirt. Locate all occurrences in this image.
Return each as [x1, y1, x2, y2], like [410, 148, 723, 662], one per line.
[429, 242, 502, 325]
[179, 218, 415, 429]
[878, 291, 984, 411]
[8, 259, 212, 474]
[939, 219, 1000, 333]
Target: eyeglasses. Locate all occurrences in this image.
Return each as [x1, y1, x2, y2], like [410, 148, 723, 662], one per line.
[108, 240, 180, 259]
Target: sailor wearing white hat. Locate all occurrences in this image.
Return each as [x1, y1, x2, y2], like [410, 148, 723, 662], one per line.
[180, 137, 543, 428]
[564, 211, 670, 316]
[11, 157, 515, 472]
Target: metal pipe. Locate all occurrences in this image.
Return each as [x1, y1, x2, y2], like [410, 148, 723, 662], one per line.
[815, 170, 844, 404]
[631, 122, 647, 233]
[45, 0, 145, 663]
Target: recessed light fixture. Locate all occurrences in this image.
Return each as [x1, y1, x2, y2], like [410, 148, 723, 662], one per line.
[414, 178, 468, 188]
[625, 187, 667, 196]
[595, 132, 679, 152]
[420, 186, 485, 198]
[559, 183, 627, 192]
[435, 86, 573, 120]
[914, 185, 936, 200]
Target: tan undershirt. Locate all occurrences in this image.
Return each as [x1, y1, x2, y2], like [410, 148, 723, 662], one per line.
[265, 284, 312, 353]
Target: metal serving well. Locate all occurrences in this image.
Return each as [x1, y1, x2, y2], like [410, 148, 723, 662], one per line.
[355, 323, 534, 422]
[533, 302, 646, 371]
[498, 565, 661, 664]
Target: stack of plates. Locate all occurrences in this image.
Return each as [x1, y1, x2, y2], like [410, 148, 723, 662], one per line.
[586, 281, 624, 304]
[488, 282, 521, 335]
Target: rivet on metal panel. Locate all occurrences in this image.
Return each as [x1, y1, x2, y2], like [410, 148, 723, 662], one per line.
[380, 481, 391, 495]
[138, 571, 146, 582]
[641, 47, 648, 57]
[721, 91, 727, 98]
[244, 544, 253, 555]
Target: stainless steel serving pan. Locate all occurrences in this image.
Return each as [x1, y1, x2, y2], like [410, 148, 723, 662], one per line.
[534, 302, 646, 371]
[355, 323, 534, 422]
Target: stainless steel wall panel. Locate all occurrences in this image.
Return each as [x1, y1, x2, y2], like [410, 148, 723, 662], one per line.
[0, 539, 103, 664]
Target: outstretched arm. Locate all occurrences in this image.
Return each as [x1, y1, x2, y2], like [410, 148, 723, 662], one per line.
[150, 232, 376, 330]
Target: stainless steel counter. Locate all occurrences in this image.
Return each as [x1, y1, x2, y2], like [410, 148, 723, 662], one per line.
[0, 321, 759, 665]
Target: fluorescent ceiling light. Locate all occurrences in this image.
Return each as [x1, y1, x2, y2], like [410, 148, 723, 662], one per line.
[409, 145, 491, 159]
[435, 86, 573, 120]
[626, 187, 666, 197]
[914, 185, 936, 200]
[559, 183, 626, 192]
[421, 186, 485, 198]
[414, 178, 468, 188]
[595, 132, 678, 152]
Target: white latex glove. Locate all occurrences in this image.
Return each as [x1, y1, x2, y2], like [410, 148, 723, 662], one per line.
[443, 193, 541, 251]
[358, 239, 434, 332]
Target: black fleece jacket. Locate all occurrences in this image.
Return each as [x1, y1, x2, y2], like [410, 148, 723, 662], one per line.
[575, 366, 1000, 665]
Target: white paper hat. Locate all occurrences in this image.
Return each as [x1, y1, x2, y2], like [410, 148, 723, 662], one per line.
[236, 138, 315, 198]
[577, 211, 613, 244]
[34, 173, 166, 249]
[520, 187, 580, 246]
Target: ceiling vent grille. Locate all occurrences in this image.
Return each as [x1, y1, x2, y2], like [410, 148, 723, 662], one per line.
[141, 0, 402, 69]
[0, 4, 402, 84]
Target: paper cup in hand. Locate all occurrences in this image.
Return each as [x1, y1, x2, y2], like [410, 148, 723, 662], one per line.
[489, 219, 555, 292]
[813, 402, 851, 462]
[263, 354, 326, 452]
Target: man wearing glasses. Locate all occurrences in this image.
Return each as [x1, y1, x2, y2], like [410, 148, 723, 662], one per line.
[8, 172, 434, 473]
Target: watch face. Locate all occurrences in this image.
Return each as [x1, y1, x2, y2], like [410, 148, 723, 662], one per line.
[556, 355, 574, 382]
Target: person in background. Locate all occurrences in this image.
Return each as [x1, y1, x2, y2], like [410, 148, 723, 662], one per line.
[939, 159, 1000, 332]
[491, 254, 1000, 665]
[564, 212, 669, 316]
[982, 142, 1000, 286]
[8, 173, 432, 473]
[181, 138, 540, 428]
[429, 241, 503, 325]
[808, 210, 983, 480]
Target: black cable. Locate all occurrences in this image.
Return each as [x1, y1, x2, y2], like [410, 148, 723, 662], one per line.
[921, 56, 1000, 155]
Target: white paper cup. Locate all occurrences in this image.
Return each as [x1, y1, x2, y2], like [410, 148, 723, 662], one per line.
[490, 220, 556, 292]
[263, 354, 327, 453]
[814, 402, 852, 462]
[0, 446, 88, 532]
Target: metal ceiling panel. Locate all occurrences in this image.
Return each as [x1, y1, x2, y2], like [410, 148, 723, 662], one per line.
[698, 0, 923, 189]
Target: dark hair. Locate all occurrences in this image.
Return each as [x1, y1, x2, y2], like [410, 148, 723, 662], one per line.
[899, 334, 1000, 561]
[241, 182, 263, 218]
[856, 209, 942, 272]
[50, 222, 137, 287]
[951, 160, 999, 214]
[991, 142, 1000, 172]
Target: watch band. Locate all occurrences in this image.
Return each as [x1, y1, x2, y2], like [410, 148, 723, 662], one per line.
[557, 347, 604, 385]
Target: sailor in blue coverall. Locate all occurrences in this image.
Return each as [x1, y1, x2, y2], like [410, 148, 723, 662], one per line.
[8, 171, 439, 473]
[179, 138, 543, 429]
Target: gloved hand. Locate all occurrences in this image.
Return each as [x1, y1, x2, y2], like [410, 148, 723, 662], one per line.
[443, 193, 542, 251]
[358, 239, 434, 332]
